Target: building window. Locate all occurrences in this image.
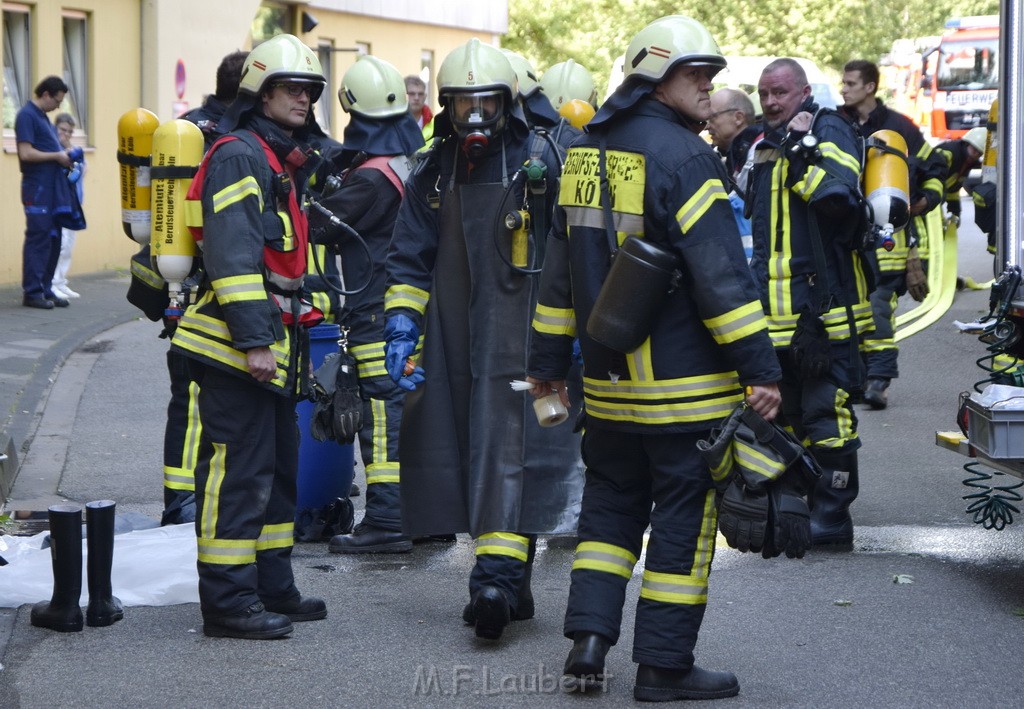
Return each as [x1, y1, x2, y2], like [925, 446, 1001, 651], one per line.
[316, 41, 332, 133]
[355, 42, 370, 56]
[62, 11, 88, 137]
[2, 3, 31, 133]
[252, 2, 290, 44]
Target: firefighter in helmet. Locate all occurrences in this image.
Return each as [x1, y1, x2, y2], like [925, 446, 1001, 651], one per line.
[384, 38, 583, 642]
[171, 34, 329, 639]
[527, 16, 781, 699]
[310, 54, 426, 554]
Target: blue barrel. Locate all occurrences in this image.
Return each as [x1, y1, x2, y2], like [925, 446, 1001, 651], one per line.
[295, 323, 355, 512]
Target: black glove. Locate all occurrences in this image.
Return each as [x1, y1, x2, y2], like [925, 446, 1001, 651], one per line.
[718, 479, 769, 554]
[790, 309, 831, 380]
[763, 483, 812, 559]
[947, 198, 961, 218]
[330, 385, 363, 445]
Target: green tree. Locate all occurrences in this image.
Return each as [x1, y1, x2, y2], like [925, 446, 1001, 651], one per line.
[506, 0, 999, 98]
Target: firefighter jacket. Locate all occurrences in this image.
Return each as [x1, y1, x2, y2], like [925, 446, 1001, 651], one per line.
[172, 114, 322, 396]
[527, 97, 782, 435]
[747, 101, 874, 349]
[311, 155, 407, 380]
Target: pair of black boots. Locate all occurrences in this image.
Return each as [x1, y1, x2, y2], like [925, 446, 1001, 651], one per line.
[30, 501, 124, 632]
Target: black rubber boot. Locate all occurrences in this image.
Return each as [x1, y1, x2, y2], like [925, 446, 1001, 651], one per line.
[634, 664, 740, 701]
[469, 586, 510, 640]
[30, 504, 84, 632]
[85, 500, 124, 627]
[563, 632, 611, 692]
[809, 453, 859, 550]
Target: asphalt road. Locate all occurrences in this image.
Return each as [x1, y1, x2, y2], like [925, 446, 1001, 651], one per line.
[1, 201, 1022, 708]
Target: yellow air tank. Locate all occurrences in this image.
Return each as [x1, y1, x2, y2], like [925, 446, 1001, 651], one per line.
[117, 108, 161, 244]
[150, 119, 204, 318]
[558, 98, 596, 130]
[864, 129, 910, 247]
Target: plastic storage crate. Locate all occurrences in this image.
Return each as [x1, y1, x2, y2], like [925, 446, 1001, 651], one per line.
[966, 397, 1024, 459]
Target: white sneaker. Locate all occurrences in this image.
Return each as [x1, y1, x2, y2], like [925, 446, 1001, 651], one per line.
[54, 285, 80, 299]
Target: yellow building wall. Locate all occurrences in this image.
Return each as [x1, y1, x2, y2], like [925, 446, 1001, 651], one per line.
[1, 0, 141, 288]
[0, 1, 501, 287]
[305, 13, 498, 137]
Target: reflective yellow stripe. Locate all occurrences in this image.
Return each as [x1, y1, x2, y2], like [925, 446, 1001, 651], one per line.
[639, 491, 715, 605]
[532, 303, 577, 337]
[735, 439, 787, 481]
[585, 393, 742, 425]
[350, 341, 386, 361]
[366, 462, 400, 485]
[211, 274, 266, 304]
[627, 340, 655, 383]
[183, 381, 201, 476]
[702, 301, 768, 344]
[675, 180, 727, 234]
[563, 205, 645, 234]
[819, 142, 861, 174]
[200, 442, 226, 539]
[197, 537, 257, 565]
[277, 210, 294, 251]
[476, 532, 530, 561]
[793, 164, 826, 199]
[256, 522, 294, 551]
[571, 541, 637, 579]
[173, 322, 290, 390]
[212, 175, 262, 213]
[384, 284, 430, 315]
[163, 466, 194, 490]
[130, 260, 164, 289]
[584, 372, 739, 399]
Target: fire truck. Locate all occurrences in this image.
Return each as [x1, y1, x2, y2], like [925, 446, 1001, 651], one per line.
[921, 15, 999, 140]
[937, 0, 1024, 529]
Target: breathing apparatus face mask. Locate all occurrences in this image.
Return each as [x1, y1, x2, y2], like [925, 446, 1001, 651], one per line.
[447, 90, 506, 159]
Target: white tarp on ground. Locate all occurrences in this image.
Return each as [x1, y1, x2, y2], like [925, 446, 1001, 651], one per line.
[0, 523, 199, 607]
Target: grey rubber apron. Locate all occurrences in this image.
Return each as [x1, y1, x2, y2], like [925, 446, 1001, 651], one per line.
[399, 176, 583, 538]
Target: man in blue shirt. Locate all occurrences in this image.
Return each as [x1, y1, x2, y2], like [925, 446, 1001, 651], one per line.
[16, 75, 73, 309]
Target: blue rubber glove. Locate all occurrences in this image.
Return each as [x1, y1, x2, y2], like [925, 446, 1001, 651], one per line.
[384, 314, 423, 391]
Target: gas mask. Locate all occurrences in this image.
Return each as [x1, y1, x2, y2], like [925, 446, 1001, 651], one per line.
[447, 90, 506, 160]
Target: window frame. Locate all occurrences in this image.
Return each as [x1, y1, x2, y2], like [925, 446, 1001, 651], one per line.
[315, 40, 332, 134]
[2, 2, 32, 141]
[61, 9, 88, 140]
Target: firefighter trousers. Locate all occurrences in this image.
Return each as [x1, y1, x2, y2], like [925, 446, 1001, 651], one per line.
[862, 267, 903, 381]
[564, 429, 717, 670]
[357, 375, 404, 531]
[470, 533, 535, 614]
[191, 365, 299, 616]
[162, 348, 200, 523]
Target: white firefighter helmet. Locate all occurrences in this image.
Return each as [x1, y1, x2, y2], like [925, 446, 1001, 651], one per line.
[963, 127, 988, 155]
[624, 15, 726, 85]
[338, 55, 409, 118]
[501, 49, 541, 98]
[437, 39, 517, 158]
[540, 59, 597, 110]
[239, 34, 326, 102]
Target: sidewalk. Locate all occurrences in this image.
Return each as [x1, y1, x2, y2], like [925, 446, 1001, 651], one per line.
[0, 272, 140, 507]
